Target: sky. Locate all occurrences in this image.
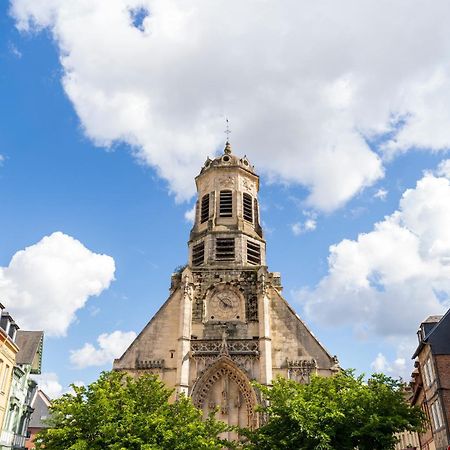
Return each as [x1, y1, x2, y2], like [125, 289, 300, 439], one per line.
[1, 0, 450, 397]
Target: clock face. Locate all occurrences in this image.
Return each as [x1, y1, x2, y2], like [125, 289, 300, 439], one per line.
[209, 290, 241, 320]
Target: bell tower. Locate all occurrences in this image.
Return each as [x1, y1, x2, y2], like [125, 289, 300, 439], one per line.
[114, 140, 339, 436]
[188, 141, 265, 269]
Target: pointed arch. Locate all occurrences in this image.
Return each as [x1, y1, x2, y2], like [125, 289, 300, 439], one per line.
[191, 356, 259, 429]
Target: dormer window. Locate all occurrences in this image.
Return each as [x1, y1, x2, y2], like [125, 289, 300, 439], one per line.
[219, 191, 233, 217]
[200, 194, 210, 224]
[243, 193, 253, 223]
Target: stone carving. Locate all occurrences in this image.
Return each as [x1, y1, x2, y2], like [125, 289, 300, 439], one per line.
[191, 338, 259, 379]
[287, 358, 317, 383]
[191, 339, 259, 356]
[135, 359, 165, 369]
[217, 176, 235, 188]
[191, 356, 258, 428]
[242, 178, 253, 193]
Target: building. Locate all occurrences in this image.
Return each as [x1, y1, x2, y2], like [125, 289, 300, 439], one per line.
[0, 331, 44, 450]
[0, 306, 19, 433]
[395, 385, 421, 450]
[25, 390, 51, 450]
[411, 312, 450, 450]
[114, 142, 339, 431]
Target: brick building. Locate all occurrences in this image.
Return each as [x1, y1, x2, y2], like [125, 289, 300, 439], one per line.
[411, 312, 450, 450]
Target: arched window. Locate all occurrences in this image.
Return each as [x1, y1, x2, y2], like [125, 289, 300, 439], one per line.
[200, 194, 210, 224]
[219, 190, 233, 217]
[243, 193, 253, 223]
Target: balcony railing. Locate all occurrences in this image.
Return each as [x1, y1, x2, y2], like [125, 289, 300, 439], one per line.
[13, 433, 26, 448]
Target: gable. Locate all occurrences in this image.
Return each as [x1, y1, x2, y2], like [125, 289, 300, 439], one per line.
[113, 288, 181, 370]
[269, 288, 336, 370]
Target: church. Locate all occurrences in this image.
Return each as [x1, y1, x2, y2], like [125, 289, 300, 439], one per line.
[113, 141, 339, 430]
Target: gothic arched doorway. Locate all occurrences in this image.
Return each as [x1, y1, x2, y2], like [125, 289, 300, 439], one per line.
[191, 356, 258, 437]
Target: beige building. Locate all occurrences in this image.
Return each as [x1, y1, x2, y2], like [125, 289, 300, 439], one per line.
[114, 142, 339, 430]
[0, 305, 19, 433]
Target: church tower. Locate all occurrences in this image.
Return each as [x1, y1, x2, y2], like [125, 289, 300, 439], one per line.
[113, 142, 339, 430]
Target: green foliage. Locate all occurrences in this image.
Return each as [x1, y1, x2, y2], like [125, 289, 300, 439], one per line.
[35, 371, 228, 450]
[243, 371, 425, 450]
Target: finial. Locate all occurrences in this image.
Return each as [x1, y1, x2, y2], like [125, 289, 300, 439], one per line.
[224, 118, 232, 154]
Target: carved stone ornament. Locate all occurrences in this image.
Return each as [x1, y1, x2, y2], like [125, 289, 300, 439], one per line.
[242, 177, 253, 193]
[217, 176, 235, 188]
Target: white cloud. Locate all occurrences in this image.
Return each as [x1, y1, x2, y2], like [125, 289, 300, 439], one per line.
[292, 218, 317, 236]
[374, 188, 388, 200]
[0, 232, 115, 336]
[70, 330, 137, 368]
[184, 204, 196, 223]
[0, 155, 4, 166]
[32, 372, 63, 399]
[300, 162, 450, 371]
[32, 373, 86, 398]
[436, 159, 450, 179]
[371, 353, 408, 379]
[28, 0, 450, 210]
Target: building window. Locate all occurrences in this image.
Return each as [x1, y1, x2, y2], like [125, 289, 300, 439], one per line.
[192, 242, 205, 267]
[243, 193, 253, 223]
[216, 238, 235, 261]
[200, 194, 210, 224]
[219, 191, 233, 217]
[247, 240, 261, 265]
[423, 357, 435, 387]
[431, 400, 444, 430]
[1, 365, 9, 393]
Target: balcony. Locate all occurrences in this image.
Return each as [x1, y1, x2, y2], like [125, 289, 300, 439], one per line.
[0, 430, 27, 449]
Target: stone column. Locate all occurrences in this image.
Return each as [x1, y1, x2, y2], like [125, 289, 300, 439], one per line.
[257, 269, 273, 386]
[175, 269, 193, 396]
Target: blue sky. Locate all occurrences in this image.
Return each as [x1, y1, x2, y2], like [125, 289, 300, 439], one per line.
[2, 0, 450, 396]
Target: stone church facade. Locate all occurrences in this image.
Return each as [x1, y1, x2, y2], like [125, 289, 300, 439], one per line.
[113, 142, 339, 430]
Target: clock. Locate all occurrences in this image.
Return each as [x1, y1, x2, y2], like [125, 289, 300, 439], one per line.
[208, 289, 243, 321]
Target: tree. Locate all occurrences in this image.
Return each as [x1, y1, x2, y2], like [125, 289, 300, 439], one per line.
[243, 371, 425, 450]
[35, 371, 229, 450]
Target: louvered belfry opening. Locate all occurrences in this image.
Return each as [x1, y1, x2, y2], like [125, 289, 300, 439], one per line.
[243, 193, 253, 223]
[219, 190, 233, 217]
[247, 240, 261, 265]
[216, 238, 235, 261]
[200, 194, 210, 224]
[192, 241, 205, 266]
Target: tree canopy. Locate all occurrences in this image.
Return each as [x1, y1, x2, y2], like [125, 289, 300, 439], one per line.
[35, 371, 228, 450]
[243, 371, 425, 450]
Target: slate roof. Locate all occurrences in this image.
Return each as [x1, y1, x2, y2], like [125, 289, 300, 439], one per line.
[15, 331, 44, 372]
[413, 310, 450, 358]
